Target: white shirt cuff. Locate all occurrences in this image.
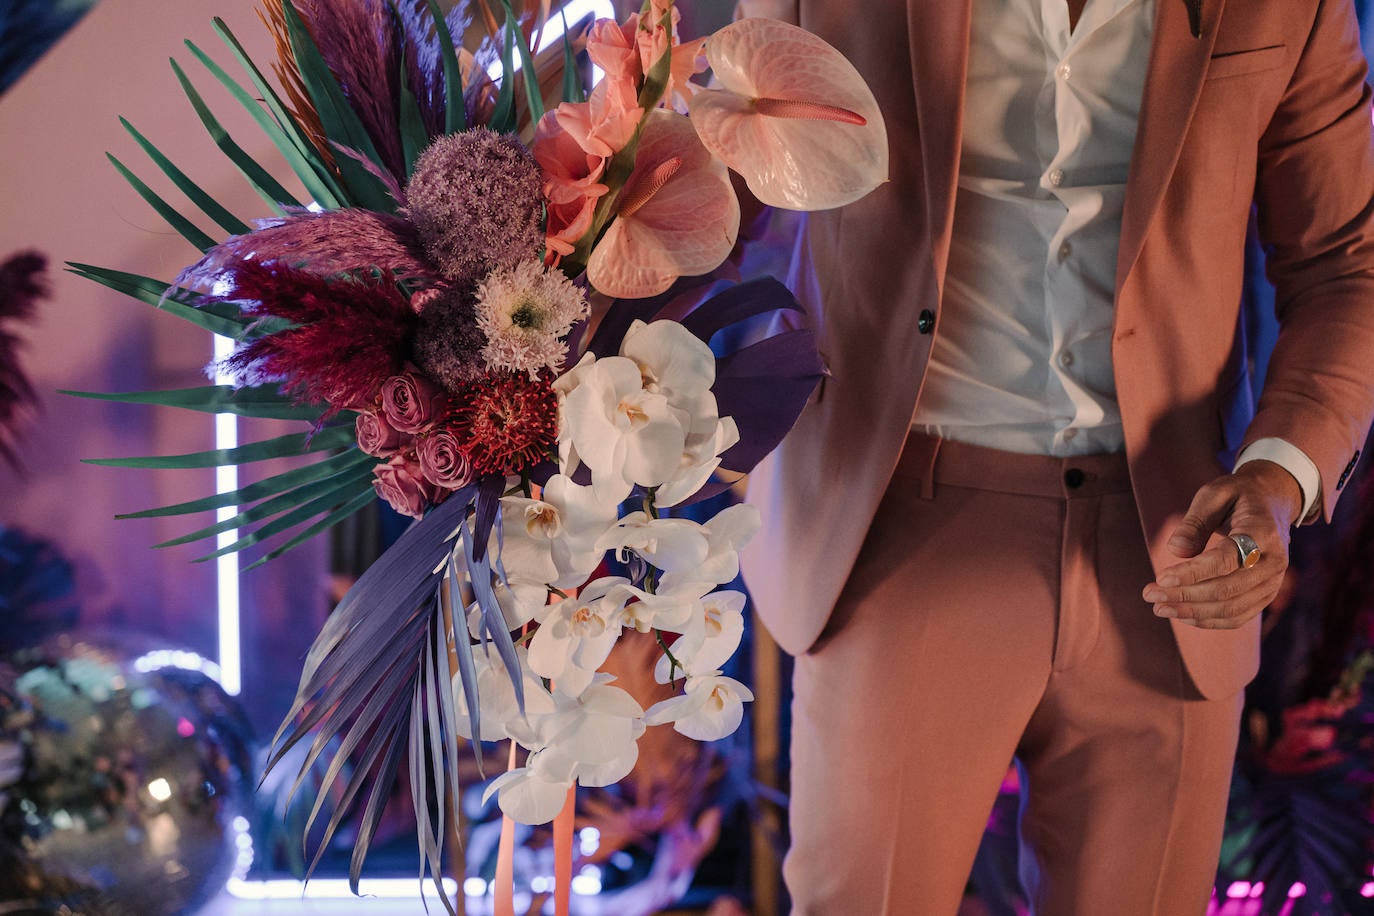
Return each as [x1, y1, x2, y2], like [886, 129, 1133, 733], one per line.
[1234, 437, 1322, 523]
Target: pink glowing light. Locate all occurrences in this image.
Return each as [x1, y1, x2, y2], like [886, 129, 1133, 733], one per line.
[177, 717, 196, 738]
[1226, 882, 1250, 899]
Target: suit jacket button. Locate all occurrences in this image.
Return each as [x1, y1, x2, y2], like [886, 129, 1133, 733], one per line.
[918, 309, 936, 334]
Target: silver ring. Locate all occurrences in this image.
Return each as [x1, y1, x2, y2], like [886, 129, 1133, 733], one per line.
[1230, 533, 1262, 569]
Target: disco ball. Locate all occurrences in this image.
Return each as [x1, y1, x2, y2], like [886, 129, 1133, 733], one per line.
[0, 633, 252, 914]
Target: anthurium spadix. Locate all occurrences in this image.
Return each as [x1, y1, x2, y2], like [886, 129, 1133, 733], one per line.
[587, 110, 740, 299]
[689, 17, 888, 210]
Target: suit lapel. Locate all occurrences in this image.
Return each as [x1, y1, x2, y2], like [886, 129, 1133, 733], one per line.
[907, 0, 973, 295]
[1115, 0, 1225, 293]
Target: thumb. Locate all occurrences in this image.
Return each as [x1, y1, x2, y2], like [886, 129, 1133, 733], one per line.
[1167, 478, 1238, 558]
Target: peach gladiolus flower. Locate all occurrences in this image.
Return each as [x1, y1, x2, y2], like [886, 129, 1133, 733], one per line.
[689, 17, 888, 210]
[587, 110, 739, 299]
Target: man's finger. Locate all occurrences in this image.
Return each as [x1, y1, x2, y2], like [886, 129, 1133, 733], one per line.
[1166, 478, 1239, 558]
[1149, 578, 1278, 628]
[1148, 541, 1243, 592]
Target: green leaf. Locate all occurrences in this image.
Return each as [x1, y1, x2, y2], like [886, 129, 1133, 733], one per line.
[397, 46, 430, 177]
[170, 57, 306, 211]
[498, 0, 543, 123]
[65, 263, 252, 338]
[490, 14, 518, 134]
[119, 118, 253, 238]
[106, 153, 218, 253]
[156, 460, 376, 548]
[85, 423, 355, 469]
[114, 448, 374, 519]
[181, 43, 351, 211]
[424, 0, 467, 134]
[242, 487, 376, 568]
[209, 18, 333, 176]
[561, 8, 584, 105]
[60, 385, 326, 421]
[280, 0, 396, 213]
[207, 484, 375, 565]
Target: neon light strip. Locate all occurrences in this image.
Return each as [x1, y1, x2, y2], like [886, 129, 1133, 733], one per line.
[226, 878, 459, 900]
[213, 334, 241, 696]
[486, 0, 616, 81]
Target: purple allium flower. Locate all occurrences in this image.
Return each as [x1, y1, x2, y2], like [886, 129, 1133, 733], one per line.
[403, 128, 544, 284]
[411, 285, 488, 393]
[475, 260, 589, 379]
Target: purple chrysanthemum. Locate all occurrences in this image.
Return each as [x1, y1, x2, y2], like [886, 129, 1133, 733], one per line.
[403, 128, 544, 284]
[412, 285, 488, 393]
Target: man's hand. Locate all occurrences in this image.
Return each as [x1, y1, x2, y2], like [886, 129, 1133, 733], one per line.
[1141, 460, 1304, 629]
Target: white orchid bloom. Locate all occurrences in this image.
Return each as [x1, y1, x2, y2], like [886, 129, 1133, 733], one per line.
[654, 589, 747, 681]
[595, 511, 710, 574]
[645, 672, 754, 742]
[655, 412, 740, 508]
[499, 474, 617, 591]
[660, 503, 761, 592]
[561, 355, 688, 505]
[619, 579, 714, 634]
[527, 577, 632, 697]
[451, 644, 555, 743]
[484, 679, 646, 824]
[553, 351, 597, 477]
[619, 319, 716, 402]
[482, 747, 576, 825]
[535, 680, 646, 787]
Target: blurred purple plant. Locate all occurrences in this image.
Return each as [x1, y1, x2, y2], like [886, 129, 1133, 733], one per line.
[0, 250, 45, 467]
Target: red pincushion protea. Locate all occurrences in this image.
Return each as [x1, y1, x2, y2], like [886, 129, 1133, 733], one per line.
[450, 371, 558, 477]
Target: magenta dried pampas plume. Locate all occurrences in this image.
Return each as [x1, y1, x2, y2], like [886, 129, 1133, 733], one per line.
[0, 251, 46, 467]
[404, 128, 544, 285]
[176, 208, 439, 295]
[220, 260, 419, 418]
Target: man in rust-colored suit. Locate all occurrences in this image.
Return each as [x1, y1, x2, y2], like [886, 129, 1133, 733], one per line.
[736, 0, 1374, 912]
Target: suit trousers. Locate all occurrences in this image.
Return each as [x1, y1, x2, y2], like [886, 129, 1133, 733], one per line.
[782, 432, 1244, 915]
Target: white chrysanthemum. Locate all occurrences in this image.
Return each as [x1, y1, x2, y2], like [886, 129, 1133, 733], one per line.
[476, 259, 589, 378]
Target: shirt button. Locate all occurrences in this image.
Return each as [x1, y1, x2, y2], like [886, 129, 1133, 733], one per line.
[1049, 168, 1065, 187]
[1057, 62, 1072, 80]
[1063, 428, 1079, 442]
[918, 309, 936, 334]
[1059, 350, 1074, 368]
[1058, 241, 1072, 260]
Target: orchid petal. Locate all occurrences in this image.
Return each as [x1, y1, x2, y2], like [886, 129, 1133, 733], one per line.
[690, 18, 888, 210]
[588, 111, 740, 299]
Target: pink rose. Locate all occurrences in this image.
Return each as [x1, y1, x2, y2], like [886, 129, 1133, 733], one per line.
[372, 454, 438, 519]
[416, 425, 474, 490]
[355, 410, 407, 458]
[380, 371, 446, 433]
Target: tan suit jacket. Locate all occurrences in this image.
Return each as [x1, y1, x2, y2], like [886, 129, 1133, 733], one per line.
[740, 0, 1374, 699]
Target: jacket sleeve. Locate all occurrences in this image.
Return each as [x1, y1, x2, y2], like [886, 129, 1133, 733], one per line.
[1243, 0, 1374, 521]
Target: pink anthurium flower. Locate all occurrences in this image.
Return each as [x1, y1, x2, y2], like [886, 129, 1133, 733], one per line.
[587, 110, 740, 299]
[689, 17, 888, 210]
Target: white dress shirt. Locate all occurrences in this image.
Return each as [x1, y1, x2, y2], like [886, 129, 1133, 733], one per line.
[912, 0, 1320, 516]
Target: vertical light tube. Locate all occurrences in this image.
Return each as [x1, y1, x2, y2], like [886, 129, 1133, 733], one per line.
[213, 334, 241, 696]
[486, 0, 616, 82]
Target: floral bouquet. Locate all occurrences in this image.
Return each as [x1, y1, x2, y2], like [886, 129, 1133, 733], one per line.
[71, 0, 886, 902]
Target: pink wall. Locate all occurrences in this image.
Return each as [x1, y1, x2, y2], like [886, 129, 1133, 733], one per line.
[0, 0, 328, 725]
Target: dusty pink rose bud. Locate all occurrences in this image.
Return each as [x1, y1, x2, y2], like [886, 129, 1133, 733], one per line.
[380, 371, 446, 433]
[372, 454, 437, 519]
[416, 425, 474, 490]
[355, 410, 407, 457]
